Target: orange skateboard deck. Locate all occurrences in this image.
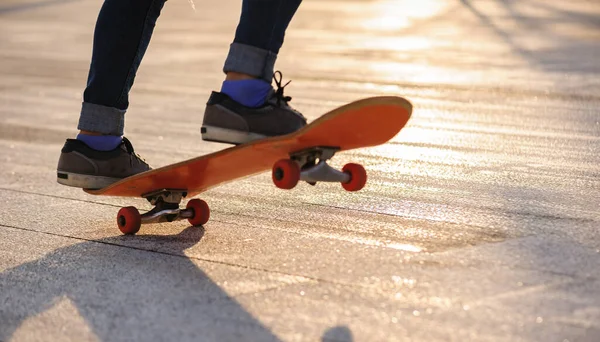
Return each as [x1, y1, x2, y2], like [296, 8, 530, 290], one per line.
[86, 96, 412, 235]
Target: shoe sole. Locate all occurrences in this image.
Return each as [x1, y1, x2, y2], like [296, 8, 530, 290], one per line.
[201, 126, 266, 145]
[57, 171, 121, 190]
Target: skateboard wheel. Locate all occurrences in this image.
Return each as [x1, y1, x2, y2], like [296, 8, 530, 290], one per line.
[117, 206, 142, 235]
[341, 163, 367, 191]
[272, 159, 300, 189]
[186, 199, 210, 226]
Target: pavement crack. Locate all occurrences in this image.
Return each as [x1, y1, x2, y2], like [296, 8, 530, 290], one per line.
[0, 223, 367, 289]
[0, 187, 123, 208]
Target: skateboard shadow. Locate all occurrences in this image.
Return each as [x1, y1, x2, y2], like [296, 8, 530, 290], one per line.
[0, 226, 348, 341]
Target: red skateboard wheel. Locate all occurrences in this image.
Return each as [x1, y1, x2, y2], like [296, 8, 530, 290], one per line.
[341, 163, 367, 191]
[186, 199, 210, 226]
[272, 159, 300, 190]
[117, 206, 142, 235]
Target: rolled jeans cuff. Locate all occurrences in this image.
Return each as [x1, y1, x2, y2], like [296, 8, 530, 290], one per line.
[223, 43, 277, 83]
[77, 102, 125, 135]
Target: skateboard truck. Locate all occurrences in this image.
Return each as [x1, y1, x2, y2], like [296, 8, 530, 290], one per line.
[300, 160, 351, 184]
[139, 190, 188, 224]
[116, 189, 210, 235]
[271, 146, 367, 191]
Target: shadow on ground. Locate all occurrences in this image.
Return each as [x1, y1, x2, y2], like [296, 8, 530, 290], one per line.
[0, 227, 352, 341]
[459, 0, 600, 74]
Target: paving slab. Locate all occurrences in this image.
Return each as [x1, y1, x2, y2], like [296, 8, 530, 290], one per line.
[1, 0, 599, 341]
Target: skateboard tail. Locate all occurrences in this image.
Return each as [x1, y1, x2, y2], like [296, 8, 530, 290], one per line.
[294, 102, 412, 152]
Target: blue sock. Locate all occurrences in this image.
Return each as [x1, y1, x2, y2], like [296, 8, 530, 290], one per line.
[220, 79, 272, 108]
[77, 134, 122, 151]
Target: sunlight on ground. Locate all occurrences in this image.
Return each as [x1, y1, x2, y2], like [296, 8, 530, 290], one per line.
[357, 0, 446, 53]
[360, 0, 447, 31]
[355, 0, 491, 85]
[326, 232, 423, 252]
[10, 296, 99, 342]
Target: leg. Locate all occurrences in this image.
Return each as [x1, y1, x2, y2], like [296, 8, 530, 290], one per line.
[78, 0, 166, 137]
[201, 0, 307, 145]
[225, 0, 303, 82]
[57, 0, 163, 189]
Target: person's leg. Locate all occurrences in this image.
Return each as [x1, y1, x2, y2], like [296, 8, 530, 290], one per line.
[78, 0, 166, 145]
[202, 0, 307, 145]
[57, 0, 164, 189]
[225, 0, 302, 82]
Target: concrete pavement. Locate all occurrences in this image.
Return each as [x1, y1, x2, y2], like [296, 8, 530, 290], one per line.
[0, 0, 599, 341]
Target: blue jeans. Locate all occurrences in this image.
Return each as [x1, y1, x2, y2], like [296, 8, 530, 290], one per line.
[78, 0, 302, 136]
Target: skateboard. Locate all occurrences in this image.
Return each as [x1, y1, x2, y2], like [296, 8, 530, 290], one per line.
[85, 96, 413, 235]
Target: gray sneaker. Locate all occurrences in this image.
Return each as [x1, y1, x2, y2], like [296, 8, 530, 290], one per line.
[56, 137, 151, 189]
[201, 72, 307, 145]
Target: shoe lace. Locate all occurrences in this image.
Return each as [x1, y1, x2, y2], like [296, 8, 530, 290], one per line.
[271, 71, 306, 122]
[273, 71, 292, 107]
[121, 137, 147, 166]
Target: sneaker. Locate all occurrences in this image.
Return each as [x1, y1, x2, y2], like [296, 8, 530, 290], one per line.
[56, 137, 151, 189]
[201, 72, 307, 145]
